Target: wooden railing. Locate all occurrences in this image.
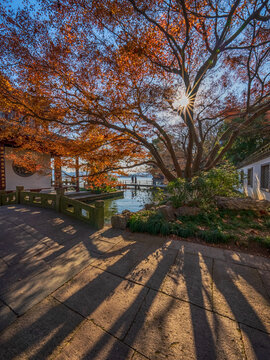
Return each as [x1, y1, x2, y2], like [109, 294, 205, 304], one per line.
[0, 186, 104, 229]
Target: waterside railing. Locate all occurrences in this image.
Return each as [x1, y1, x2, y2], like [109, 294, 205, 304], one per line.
[0, 186, 104, 229]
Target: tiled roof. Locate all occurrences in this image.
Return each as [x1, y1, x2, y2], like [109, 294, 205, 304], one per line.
[238, 142, 270, 168]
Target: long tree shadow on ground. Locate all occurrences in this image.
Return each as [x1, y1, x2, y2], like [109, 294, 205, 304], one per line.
[0, 205, 269, 359]
[0, 222, 166, 358]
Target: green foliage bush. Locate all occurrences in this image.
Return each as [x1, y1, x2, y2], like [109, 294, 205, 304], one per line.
[265, 219, 270, 229]
[152, 188, 167, 204]
[128, 211, 171, 236]
[197, 229, 230, 244]
[128, 210, 232, 244]
[170, 222, 197, 238]
[128, 208, 270, 250]
[167, 163, 241, 209]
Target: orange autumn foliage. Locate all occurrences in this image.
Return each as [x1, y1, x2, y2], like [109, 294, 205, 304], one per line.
[0, 1, 269, 181]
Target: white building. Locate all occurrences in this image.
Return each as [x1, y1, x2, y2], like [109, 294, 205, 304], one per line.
[3, 146, 52, 192]
[0, 110, 69, 192]
[238, 143, 270, 200]
[0, 141, 53, 192]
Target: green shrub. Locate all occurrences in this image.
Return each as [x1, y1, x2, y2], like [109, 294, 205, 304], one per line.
[265, 220, 270, 229]
[128, 210, 154, 233]
[127, 208, 269, 250]
[128, 211, 170, 235]
[178, 212, 220, 228]
[167, 178, 193, 208]
[159, 222, 171, 236]
[198, 229, 230, 244]
[167, 163, 241, 209]
[177, 227, 196, 238]
[170, 222, 197, 238]
[152, 188, 167, 204]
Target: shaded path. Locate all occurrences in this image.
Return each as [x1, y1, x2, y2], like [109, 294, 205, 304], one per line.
[0, 205, 269, 359]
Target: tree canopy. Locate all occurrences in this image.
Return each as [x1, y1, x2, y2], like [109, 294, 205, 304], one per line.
[0, 0, 269, 181]
[225, 114, 270, 165]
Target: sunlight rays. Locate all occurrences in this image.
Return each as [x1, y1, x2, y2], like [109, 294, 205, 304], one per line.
[174, 90, 196, 121]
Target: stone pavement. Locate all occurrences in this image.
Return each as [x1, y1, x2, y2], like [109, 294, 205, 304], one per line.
[0, 205, 270, 360]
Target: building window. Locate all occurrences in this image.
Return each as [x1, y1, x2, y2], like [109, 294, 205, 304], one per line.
[12, 162, 35, 177]
[261, 164, 269, 190]
[247, 168, 253, 187]
[240, 170, 244, 185]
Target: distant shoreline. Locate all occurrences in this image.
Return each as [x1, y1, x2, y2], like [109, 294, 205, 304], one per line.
[118, 174, 152, 178]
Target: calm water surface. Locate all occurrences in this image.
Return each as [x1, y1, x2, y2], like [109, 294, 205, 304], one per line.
[104, 188, 155, 224]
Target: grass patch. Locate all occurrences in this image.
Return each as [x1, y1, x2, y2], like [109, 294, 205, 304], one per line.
[197, 229, 231, 244]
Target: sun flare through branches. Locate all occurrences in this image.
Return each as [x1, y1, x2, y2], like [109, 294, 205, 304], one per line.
[178, 94, 189, 108]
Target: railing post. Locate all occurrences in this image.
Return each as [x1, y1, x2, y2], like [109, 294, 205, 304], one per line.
[16, 186, 24, 204]
[0, 190, 5, 206]
[94, 200, 104, 229]
[56, 188, 65, 212]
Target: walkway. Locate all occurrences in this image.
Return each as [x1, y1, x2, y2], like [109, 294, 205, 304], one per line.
[0, 205, 269, 359]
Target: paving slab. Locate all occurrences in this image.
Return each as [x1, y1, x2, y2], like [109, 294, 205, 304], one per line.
[162, 239, 185, 251]
[47, 244, 100, 280]
[224, 250, 270, 271]
[0, 297, 83, 360]
[258, 269, 270, 300]
[42, 234, 115, 260]
[131, 353, 149, 360]
[0, 255, 49, 295]
[240, 324, 270, 360]
[124, 290, 245, 360]
[0, 245, 99, 315]
[127, 232, 166, 247]
[53, 265, 148, 340]
[28, 222, 82, 245]
[91, 240, 154, 278]
[0, 213, 13, 222]
[0, 228, 40, 258]
[213, 259, 270, 333]
[80, 236, 119, 255]
[126, 247, 178, 291]
[1, 264, 64, 315]
[2, 240, 50, 265]
[3, 206, 55, 226]
[161, 250, 213, 310]
[169, 240, 227, 262]
[88, 227, 130, 244]
[2, 238, 59, 266]
[0, 258, 8, 277]
[0, 205, 270, 359]
[55, 319, 136, 360]
[0, 301, 17, 333]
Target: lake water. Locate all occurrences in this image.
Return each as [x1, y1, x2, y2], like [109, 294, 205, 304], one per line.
[103, 176, 157, 224]
[104, 188, 155, 224]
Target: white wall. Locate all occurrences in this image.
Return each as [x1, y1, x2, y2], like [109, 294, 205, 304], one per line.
[5, 147, 52, 191]
[238, 155, 270, 200]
